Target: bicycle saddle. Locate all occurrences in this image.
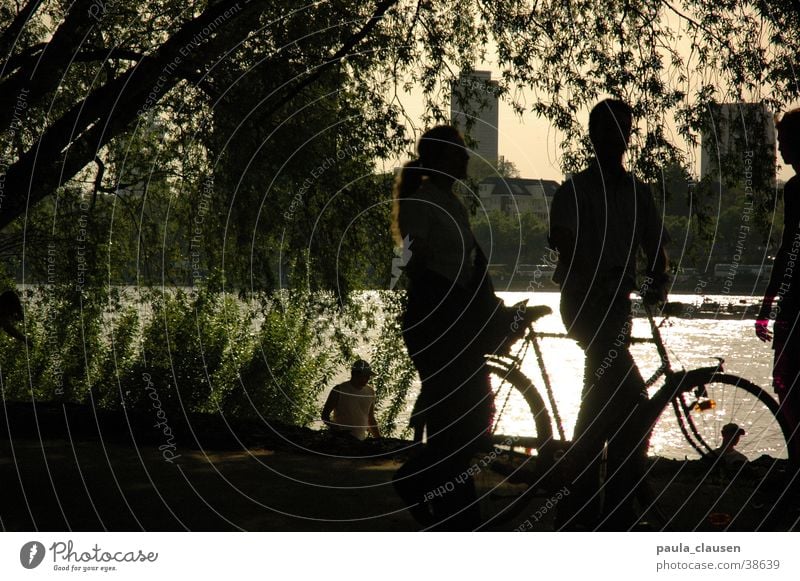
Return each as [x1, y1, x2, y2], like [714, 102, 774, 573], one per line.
[526, 304, 552, 322]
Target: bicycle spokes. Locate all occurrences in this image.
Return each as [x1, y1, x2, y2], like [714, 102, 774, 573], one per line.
[653, 375, 790, 461]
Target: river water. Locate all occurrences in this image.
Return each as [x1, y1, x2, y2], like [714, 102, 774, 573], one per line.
[393, 292, 788, 460]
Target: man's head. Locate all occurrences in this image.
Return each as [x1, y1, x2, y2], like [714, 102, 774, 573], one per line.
[589, 99, 633, 164]
[721, 422, 745, 446]
[776, 108, 800, 168]
[350, 359, 373, 387]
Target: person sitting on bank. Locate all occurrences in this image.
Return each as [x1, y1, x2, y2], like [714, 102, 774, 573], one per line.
[0, 290, 32, 346]
[713, 423, 748, 469]
[321, 359, 381, 440]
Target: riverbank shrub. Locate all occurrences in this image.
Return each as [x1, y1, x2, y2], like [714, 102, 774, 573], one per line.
[0, 277, 416, 437]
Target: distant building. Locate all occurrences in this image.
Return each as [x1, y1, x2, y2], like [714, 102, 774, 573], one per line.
[450, 71, 499, 171]
[477, 176, 560, 221]
[700, 103, 776, 183]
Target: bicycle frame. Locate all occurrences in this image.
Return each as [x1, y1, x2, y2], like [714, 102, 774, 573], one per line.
[488, 301, 727, 455]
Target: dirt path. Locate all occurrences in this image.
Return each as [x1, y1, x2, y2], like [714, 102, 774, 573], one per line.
[4, 439, 798, 531]
[1, 439, 418, 531]
[2, 397, 799, 532]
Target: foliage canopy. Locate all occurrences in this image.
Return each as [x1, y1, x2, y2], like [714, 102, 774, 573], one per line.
[0, 1, 797, 288]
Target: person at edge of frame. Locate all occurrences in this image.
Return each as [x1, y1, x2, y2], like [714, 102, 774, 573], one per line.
[756, 107, 800, 464]
[548, 98, 670, 531]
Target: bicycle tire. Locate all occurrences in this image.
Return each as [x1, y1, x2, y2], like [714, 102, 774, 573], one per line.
[641, 372, 794, 531]
[472, 363, 557, 529]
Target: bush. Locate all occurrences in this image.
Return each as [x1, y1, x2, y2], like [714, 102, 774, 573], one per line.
[0, 276, 417, 437]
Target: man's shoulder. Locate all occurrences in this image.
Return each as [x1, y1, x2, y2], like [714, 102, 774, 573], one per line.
[552, 171, 587, 204]
[334, 381, 374, 396]
[555, 166, 647, 190]
[555, 168, 591, 191]
[724, 449, 748, 466]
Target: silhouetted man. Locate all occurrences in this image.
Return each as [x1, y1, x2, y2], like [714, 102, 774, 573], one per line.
[549, 99, 669, 530]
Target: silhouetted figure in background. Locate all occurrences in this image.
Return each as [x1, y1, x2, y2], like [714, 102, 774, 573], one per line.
[321, 359, 380, 441]
[713, 423, 748, 470]
[0, 290, 32, 346]
[549, 99, 670, 530]
[756, 108, 800, 463]
[391, 125, 523, 530]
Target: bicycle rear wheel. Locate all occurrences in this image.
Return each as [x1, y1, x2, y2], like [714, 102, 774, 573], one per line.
[644, 373, 793, 531]
[472, 363, 557, 529]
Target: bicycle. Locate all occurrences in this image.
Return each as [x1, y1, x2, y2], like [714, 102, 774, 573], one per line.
[473, 301, 797, 531]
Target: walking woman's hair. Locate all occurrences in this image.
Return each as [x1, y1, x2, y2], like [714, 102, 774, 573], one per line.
[391, 125, 465, 245]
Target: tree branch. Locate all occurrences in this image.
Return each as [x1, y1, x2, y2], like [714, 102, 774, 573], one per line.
[0, 0, 403, 231]
[660, 1, 735, 53]
[0, 0, 44, 64]
[0, 0, 261, 230]
[259, 0, 400, 120]
[0, 0, 97, 133]
[91, 156, 105, 213]
[0, 41, 46, 75]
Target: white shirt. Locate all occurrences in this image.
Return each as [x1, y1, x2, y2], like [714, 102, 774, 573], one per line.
[330, 381, 376, 441]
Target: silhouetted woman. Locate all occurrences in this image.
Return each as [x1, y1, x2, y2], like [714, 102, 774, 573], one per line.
[391, 125, 500, 530]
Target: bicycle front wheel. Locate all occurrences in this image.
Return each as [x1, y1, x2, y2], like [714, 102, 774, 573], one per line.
[649, 373, 790, 461]
[472, 363, 556, 529]
[644, 373, 793, 531]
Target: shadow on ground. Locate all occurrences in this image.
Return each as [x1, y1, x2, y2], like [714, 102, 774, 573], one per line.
[2, 401, 798, 531]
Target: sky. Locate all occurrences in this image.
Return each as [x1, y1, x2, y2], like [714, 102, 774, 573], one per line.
[377, 6, 798, 185]
[383, 79, 797, 185]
